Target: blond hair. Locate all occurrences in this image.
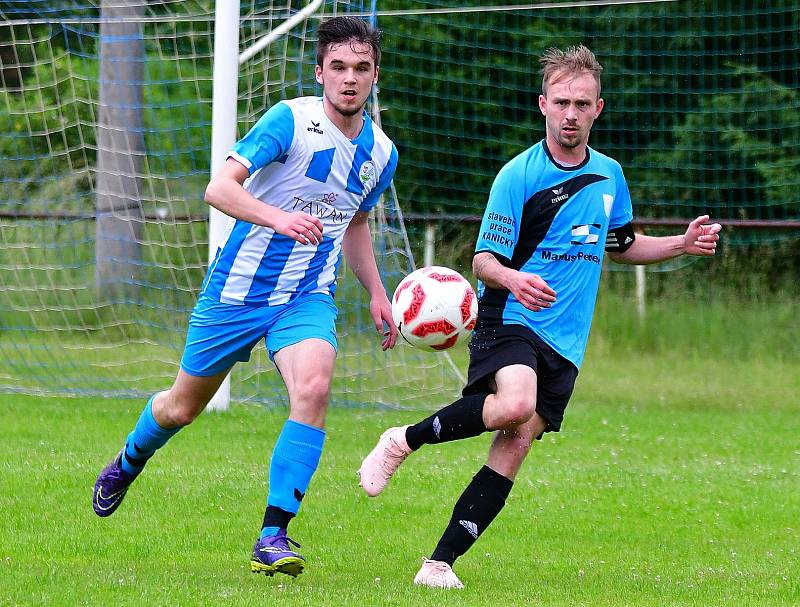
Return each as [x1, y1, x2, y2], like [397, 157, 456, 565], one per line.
[540, 45, 603, 98]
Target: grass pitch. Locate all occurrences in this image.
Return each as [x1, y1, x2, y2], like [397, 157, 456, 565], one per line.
[1, 350, 798, 607]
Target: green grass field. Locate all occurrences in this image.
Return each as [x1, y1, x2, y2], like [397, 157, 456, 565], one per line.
[1, 347, 798, 606]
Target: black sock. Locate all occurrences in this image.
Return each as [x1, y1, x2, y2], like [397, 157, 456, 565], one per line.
[405, 393, 488, 451]
[430, 465, 513, 565]
[262, 505, 294, 531]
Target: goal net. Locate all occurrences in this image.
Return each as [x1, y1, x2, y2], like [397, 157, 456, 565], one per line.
[0, 0, 462, 406]
[1, 0, 797, 403]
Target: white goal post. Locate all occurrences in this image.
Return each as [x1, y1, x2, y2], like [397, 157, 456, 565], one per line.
[205, 0, 326, 411]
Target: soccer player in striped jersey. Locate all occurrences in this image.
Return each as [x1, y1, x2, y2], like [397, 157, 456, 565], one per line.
[93, 16, 398, 578]
[359, 45, 721, 588]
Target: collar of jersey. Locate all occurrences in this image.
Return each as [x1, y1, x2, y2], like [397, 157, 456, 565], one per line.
[542, 139, 591, 171]
[317, 96, 371, 144]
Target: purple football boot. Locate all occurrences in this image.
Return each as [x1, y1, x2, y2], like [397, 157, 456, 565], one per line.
[93, 453, 136, 517]
[250, 530, 305, 577]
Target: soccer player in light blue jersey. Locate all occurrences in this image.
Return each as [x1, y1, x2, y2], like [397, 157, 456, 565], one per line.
[93, 16, 398, 578]
[359, 45, 722, 588]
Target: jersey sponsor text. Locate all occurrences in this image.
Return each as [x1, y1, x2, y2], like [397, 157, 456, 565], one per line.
[541, 249, 601, 264]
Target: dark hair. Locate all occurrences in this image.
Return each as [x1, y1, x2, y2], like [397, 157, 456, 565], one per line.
[316, 16, 382, 67]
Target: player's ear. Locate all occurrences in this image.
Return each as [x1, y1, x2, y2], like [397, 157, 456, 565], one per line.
[595, 97, 604, 118]
[538, 94, 547, 116]
[373, 65, 379, 85]
[315, 64, 323, 85]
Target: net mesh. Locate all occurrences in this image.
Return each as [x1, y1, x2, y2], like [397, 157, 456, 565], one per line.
[0, 0, 461, 403]
[0, 0, 797, 401]
[372, 0, 799, 256]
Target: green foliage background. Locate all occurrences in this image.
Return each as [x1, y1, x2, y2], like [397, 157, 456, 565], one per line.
[1, 1, 798, 227]
[0, 1, 797, 399]
[377, 1, 800, 229]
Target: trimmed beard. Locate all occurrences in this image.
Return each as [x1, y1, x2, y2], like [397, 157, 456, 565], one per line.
[334, 105, 362, 117]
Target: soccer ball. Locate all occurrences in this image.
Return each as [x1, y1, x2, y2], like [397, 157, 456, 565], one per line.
[391, 266, 478, 351]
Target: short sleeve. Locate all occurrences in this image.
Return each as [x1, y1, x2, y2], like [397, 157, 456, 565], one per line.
[474, 158, 525, 264]
[228, 102, 295, 175]
[609, 162, 634, 229]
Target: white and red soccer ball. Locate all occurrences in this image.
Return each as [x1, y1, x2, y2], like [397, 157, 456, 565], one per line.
[391, 266, 478, 351]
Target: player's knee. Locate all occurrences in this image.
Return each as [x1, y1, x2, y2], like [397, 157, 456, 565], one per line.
[294, 374, 331, 408]
[156, 392, 204, 427]
[495, 395, 536, 427]
[169, 407, 201, 427]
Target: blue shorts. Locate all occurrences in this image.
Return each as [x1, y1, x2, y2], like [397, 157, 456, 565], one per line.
[180, 292, 338, 377]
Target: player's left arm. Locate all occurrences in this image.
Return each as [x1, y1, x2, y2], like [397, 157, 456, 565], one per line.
[607, 215, 722, 265]
[342, 211, 397, 350]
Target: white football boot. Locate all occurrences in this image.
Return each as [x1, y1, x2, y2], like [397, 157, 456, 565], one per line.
[413, 559, 465, 589]
[358, 425, 412, 497]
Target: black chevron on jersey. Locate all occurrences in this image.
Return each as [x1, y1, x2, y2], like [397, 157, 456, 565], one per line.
[477, 173, 609, 327]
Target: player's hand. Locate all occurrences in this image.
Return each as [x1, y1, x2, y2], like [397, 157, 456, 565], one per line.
[370, 294, 398, 350]
[273, 210, 323, 245]
[508, 271, 556, 312]
[683, 215, 722, 256]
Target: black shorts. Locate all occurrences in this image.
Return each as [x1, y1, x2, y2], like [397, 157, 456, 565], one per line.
[463, 324, 578, 434]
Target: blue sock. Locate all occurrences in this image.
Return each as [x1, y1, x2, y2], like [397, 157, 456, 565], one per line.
[260, 526, 281, 539]
[265, 420, 326, 524]
[120, 396, 183, 476]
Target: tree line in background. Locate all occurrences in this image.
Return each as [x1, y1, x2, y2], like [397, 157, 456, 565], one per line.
[379, 0, 799, 226]
[0, 0, 797, 227]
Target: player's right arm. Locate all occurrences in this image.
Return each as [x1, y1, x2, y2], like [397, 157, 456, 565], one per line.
[204, 159, 322, 245]
[204, 102, 322, 245]
[473, 252, 555, 312]
[473, 153, 555, 312]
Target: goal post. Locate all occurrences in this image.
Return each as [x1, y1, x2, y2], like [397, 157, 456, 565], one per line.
[204, 0, 240, 412]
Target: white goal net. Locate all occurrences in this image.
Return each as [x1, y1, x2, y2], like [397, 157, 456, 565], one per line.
[0, 0, 462, 407]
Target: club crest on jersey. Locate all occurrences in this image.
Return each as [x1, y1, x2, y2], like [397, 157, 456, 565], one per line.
[571, 223, 602, 245]
[359, 160, 376, 185]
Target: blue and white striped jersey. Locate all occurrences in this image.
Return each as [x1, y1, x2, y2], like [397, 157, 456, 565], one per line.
[474, 140, 633, 369]
[201, 96, 398, 306]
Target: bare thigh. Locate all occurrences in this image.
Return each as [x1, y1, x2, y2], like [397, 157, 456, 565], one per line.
[273, 338, 337, 428]
[482, 364, 538, 430]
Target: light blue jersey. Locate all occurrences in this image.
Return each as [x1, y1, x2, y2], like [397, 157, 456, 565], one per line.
[474, 140, 633, 368]
[201, 96, 398, 306]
